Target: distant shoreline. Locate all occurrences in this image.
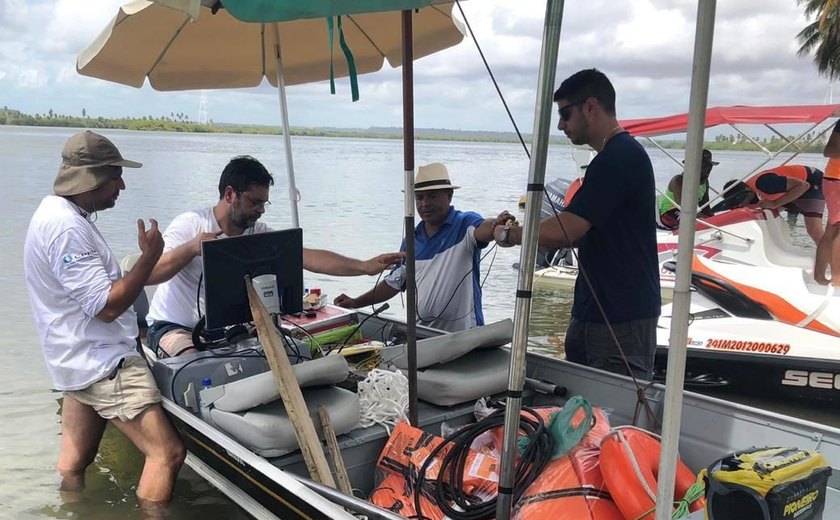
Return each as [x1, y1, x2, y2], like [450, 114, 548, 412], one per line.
[0, 107, 827, 152]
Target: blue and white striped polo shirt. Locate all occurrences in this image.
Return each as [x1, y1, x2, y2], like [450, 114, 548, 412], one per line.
[385, 207, 487, 332]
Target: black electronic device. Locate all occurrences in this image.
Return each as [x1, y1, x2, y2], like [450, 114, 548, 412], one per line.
[202, 229, 303, 330]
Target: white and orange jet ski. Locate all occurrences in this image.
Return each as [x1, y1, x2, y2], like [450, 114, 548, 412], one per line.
[536, 206, 812, 297]
[655, 255, 839, 404]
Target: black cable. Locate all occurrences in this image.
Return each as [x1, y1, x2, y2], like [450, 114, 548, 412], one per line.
[480, 243, 499, 288]
[276, 323, 305, 364]
[453, 0, 656, 421]
[280, 316, 324, 354]
[413, 406, 555, 520]
[334, 303, 390, 354]
[169, 348, 265, 407]
[415, 242, 498, 328]
[196, 272, 204, 319]
[455, 0, 530, 160]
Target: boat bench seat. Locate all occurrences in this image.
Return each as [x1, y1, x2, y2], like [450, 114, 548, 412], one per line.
[416, 346, 510, 406]
[381, 319, 513, 406]
[203, 355, 361, 457]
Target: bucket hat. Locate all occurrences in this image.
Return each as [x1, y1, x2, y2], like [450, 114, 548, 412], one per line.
[54, 131, 142, 196]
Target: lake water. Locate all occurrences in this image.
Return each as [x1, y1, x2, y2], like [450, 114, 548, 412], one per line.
[0, 126, 829, 519]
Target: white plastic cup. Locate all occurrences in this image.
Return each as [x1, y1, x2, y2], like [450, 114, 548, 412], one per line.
[252, 274, 280, 314]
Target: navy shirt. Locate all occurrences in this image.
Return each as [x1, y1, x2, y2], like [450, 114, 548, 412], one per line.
[565, 131, 661, 323]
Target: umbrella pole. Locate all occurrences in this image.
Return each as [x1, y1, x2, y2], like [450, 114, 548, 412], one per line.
[401, 9, 418, 426]
[272, 23, 301, 228]
[654, 1, 716, 517]
[495, 1, 564, 518]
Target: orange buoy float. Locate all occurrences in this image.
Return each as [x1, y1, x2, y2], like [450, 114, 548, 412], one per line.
[600, 427, 704, 520]
[513, 407, 624, 520]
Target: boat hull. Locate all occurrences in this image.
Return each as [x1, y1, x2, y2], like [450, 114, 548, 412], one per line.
[165, 398, 341, 520]
[654, 347, 840, 404]
[147, 312, 840, 519]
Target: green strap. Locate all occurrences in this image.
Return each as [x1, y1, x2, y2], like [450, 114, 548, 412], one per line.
[327, 16, 336, 95]
[671, 481, 706, 519]
[326, 16, 360, 102]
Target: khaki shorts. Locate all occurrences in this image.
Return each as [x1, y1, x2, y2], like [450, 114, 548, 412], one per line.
[65, 356, 161, 422]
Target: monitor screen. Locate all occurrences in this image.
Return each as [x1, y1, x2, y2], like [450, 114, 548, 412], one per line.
[202, 229, 304, 330]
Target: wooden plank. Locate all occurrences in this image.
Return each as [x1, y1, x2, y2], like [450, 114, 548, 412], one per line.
[318, 405, 352, 495]
[245, 276, 336, 488]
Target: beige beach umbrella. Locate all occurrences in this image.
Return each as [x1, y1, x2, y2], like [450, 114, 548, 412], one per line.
[78, 0, 463, 91]
[76, 0, 465, 225]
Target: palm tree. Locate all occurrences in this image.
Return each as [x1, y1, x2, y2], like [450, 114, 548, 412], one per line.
[797, 0, 840, 78]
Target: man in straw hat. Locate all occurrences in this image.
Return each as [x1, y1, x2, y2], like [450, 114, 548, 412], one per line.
[23, 131, 185, 505]
[144, 155, 404, 357]
[334, 163, 513, 332]
[495, 69, 660, 379]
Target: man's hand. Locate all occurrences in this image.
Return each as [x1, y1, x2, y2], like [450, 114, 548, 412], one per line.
[493, 223, 520, 247]
[491, 210, 516, 228]
[361, 252, 405, 275]
[758, 199, 780, 210]
[137, 219, 164, 260]
[333, 293, 357, 308]
[190, 231, 223, 256]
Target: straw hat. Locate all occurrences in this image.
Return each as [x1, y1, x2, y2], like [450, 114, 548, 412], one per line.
[415, 163, 460, 192]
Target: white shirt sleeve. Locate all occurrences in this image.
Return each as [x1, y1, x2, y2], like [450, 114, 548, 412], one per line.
[48, 227, 113, 318]
[384, 264, 406, 291]
[162, 212, 202, 253]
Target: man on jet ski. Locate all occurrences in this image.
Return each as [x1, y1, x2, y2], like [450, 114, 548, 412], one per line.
[745, 165, 825, 244]
[658, 148, 718, 229]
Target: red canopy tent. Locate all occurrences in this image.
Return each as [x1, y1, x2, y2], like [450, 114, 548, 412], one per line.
[620, 104, 840, 137]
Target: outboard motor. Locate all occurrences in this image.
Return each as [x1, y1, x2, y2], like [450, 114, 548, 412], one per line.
[536, 177, 573, 267]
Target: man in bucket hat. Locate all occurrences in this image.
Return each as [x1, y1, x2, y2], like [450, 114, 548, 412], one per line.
[659, 148, 719, 229]
[334, 163, 512, 332]
[23, 131, 184, 506]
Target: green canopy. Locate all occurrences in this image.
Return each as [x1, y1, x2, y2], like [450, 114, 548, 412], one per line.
[222, 0, 440, 22]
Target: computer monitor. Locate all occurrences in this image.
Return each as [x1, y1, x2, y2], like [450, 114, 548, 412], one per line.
[202, 229, 304, 330]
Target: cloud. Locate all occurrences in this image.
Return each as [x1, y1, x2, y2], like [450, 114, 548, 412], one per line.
[0, 0, 832, 131]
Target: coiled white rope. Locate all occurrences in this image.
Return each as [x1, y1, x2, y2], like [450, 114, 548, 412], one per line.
[357, 368, 409, 434]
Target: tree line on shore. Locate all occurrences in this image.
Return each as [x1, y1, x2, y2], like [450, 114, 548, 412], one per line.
[0, 106, 830, 152]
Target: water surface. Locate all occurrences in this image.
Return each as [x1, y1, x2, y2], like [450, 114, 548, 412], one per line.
[1, 126, 831, 518]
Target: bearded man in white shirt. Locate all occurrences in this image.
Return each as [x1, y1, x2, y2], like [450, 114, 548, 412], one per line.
[24, 131, 185, 506]
[145, 155, 403, 357]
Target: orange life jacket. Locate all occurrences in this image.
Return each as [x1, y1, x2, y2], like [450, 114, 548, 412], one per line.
[746, 165, 808, 201]
[825, 157, 840, 180]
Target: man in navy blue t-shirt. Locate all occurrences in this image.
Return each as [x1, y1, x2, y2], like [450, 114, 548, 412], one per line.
[494, 68, 661, 379]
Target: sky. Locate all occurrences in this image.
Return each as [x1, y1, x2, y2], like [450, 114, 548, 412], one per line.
[0, 0, 834, 132]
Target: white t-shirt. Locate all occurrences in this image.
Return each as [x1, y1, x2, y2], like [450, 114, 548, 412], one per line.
[147, 206, 268, 329]
[24, 196, 139, 391]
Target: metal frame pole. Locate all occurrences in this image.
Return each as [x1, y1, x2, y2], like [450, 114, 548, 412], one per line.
[495, 1, 564, 517]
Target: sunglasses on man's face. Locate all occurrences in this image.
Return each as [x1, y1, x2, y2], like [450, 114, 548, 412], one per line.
[558, 99, 585, 122]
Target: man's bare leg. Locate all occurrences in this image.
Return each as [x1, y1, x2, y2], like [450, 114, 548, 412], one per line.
[831, 227, 840, 286]
[159, 329, 197, 357]
[815, 224, 839, 285]
[57, 395, 107, 494]
[804, 216, 824, 245]
[111, 403, 185, 504]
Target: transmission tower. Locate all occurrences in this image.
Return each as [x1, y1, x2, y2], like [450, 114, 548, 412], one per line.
[198, 90, 209, 125]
